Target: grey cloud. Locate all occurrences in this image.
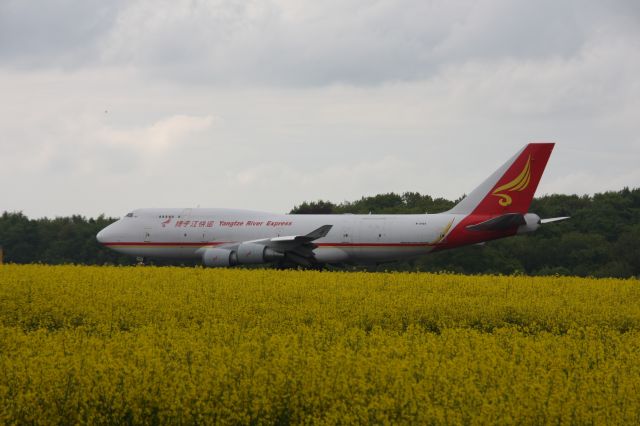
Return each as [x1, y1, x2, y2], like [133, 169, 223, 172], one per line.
[1, 64, 638, 217]
[0, 0, 125, 67]
[1, 1, 639, 217]
[102, 0, 640, 86]
[2, 0, 638, 86]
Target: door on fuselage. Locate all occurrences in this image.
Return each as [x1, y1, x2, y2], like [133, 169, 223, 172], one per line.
[179, 208, 193, 242]
[357, 217, 387, 261]
[340, 216, 353, 244]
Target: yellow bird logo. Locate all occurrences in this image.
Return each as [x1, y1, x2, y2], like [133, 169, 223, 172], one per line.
[492, 155, 531, 206]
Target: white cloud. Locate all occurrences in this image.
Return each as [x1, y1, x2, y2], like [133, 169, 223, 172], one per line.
[542, 169, 640, 196]
[5, 1, 637, 86]
[230, 156, 415, 206]
[103, 114, 217, 154]
[0, 1, 639, 217]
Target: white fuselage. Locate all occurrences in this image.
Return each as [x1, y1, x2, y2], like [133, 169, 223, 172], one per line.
[96, 143, 557, 267]
[97, 208, 463, 264]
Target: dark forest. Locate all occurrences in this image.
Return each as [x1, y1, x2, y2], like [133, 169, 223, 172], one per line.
[2, 188, 638, 277]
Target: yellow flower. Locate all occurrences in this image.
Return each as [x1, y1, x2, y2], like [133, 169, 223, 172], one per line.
[0, 265, 638, 423]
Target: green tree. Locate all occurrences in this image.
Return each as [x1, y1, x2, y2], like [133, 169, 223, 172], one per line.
[1, 187, 639, 277]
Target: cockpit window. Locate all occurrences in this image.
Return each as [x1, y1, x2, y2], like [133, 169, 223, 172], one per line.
[125, 212, 134, 218]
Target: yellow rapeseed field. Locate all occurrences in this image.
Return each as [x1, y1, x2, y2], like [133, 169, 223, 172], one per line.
[1, 265, 639, 424]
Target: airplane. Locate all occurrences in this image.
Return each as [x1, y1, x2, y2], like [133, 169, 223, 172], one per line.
[96, 143, 568, 268]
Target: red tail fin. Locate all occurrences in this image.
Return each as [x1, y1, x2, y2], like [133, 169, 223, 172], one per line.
[449, 143, 554, 216]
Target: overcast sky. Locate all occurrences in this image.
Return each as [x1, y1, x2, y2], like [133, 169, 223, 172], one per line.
[1, 0, 639, 218]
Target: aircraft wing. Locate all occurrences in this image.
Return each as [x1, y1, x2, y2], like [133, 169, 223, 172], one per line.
[266, 224, 332, 266]
[220, 224, 333, 267]
[269, 224, 333, 244]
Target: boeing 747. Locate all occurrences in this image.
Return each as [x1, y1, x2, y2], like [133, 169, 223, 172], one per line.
[97, 143, 567, 267]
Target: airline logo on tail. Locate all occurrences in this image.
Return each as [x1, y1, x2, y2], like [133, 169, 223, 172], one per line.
[492, 155, 531, 206]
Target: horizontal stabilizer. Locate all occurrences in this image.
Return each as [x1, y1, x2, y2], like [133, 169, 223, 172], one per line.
[466, 213, 526, 232]
[540, 217, 570, 224]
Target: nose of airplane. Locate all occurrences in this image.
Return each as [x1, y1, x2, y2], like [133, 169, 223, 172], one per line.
[96, 226, 112, 244]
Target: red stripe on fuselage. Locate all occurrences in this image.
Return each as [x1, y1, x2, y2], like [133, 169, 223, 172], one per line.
[316, 242, 435, 247]
[102, 242, 228, 247]
[102, 242, 435, 248]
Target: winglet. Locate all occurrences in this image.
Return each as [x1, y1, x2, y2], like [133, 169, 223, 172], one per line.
[304, 224, 333, 240]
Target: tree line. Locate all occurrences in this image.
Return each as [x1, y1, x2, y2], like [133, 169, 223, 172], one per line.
[292, 188, 640, 277]
[1, 187, 638, 277]
[0, 214, 133, 266]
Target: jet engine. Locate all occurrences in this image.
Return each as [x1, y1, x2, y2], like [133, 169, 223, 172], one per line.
[202, 243, 285, 267]
[202, 248, 236, 267]
[236, 242, 285, 264]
